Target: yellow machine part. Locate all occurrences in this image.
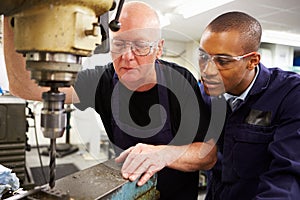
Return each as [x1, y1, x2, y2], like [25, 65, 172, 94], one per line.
[0, 0, 113, 56]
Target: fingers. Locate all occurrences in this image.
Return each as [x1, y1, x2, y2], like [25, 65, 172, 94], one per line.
[127, 158, 151, 181]
[115, 146, 134, 163]
[126, 160, 158, 186]
[116, 143, 164, 186]
[121, 145, 146, 179]
[137, 165, 157, 186]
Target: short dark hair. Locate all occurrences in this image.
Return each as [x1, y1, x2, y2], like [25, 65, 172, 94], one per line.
[206, 11, 262, 52]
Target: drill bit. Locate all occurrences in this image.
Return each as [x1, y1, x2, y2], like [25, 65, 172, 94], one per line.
[49, 138, 56, 188]
[41, 89, 66, 188]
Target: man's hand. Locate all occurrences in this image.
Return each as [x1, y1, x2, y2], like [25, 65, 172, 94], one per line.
[115, 143, 173, 186]
[115, 140, 217, 186]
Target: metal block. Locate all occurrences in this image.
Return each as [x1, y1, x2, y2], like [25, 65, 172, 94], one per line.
[55, 159, 159, 199]
[6, 160, 159, 199]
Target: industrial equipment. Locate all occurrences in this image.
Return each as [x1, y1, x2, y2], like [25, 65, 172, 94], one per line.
[0, 1, 160, 199]
[5, 160, 159, 199]
[0, 0, 117, 189]
[0, 95, 27, 185]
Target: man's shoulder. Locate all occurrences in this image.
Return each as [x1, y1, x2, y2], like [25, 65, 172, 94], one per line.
[257, 64, 300, 97]
[95, 62, 115, 76]
[266, 65, 300, 85]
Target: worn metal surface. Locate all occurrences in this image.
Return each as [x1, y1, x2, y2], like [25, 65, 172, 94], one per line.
[55, 159, 159, 199]
[5, 159, 159, 199]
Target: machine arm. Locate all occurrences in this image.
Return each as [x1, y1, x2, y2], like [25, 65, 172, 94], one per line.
[1, 0, 116, 189]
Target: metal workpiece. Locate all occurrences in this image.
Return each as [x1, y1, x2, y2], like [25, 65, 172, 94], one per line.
[6, 160, 159, 199]
[4, 185, 70, 200]
[54, 159, 159, 200]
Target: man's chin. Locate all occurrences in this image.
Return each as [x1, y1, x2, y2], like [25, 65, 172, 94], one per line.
[119, 77, 142, 90]
[120, 72, 138, 82]
[204, 87, 224, 97]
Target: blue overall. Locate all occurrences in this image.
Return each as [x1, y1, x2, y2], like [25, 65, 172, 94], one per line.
[202, 63, 300, 200]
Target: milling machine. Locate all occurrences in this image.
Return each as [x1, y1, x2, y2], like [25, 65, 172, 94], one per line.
[0, 1, 159, 199]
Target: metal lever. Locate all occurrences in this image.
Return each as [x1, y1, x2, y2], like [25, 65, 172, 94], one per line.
[109, 0, 125, 32]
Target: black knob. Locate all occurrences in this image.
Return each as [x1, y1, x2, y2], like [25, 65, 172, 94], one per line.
[109, 20, 121, 32]
[108, 0, 125, 32]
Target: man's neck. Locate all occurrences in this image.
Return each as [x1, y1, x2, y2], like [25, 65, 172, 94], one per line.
[121, 75, 157, 92]
[224, 65, 260, 100]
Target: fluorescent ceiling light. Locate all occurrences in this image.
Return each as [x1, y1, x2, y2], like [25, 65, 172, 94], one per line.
[262, 30, 300, 47]
[175, 0, 235, 19]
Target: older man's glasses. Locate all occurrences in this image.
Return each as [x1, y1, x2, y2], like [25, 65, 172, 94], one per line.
[110, 39, 158, 56]
[199, 49, 257, 70]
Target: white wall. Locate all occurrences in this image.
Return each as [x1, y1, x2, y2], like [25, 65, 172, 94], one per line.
[0, 15, 9, 91]
[162, 40, 200, 80]
[260, 43, 294, 71]
[0, 42, 9, 92]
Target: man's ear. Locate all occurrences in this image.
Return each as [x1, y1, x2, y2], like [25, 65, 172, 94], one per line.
[247, 52, 261, 70]
[156, 39, 164, 58]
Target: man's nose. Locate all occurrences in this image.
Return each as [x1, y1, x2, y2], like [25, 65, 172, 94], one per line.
[201, 60, 218, 76]
[121, 45, 135, 60]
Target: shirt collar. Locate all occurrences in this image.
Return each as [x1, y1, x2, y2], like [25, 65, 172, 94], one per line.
[224, 66, 260, 102]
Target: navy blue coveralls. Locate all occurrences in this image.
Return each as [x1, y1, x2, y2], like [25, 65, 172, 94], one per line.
[202, 63, 300, 200]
